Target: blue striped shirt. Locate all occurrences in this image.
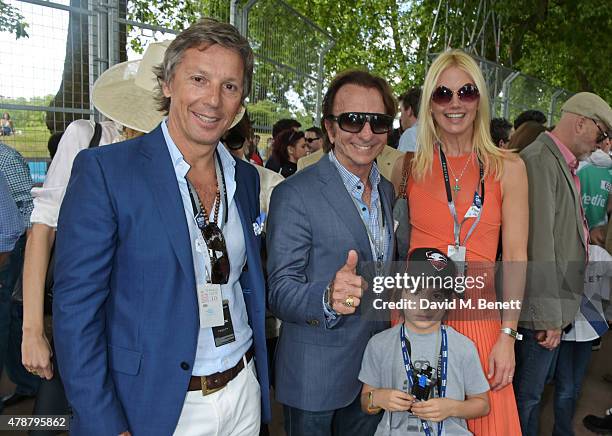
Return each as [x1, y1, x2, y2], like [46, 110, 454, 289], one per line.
[328, 151, 391, 262]
[0, 170, 24, 252]
[0, 142, 33, 229]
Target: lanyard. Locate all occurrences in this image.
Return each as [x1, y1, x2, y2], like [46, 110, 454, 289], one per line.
[186, 151, 228, 283]
[186, 151, 228, 228]
[401, 324, 448, 436]
[348, 187, 386, 266]
[438, 146, 485, 248]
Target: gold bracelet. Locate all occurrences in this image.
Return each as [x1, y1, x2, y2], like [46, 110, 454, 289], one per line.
[367, 390, 382, 413]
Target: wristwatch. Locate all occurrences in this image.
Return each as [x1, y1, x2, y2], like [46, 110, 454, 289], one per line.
[323, 283, 335, 312]
[500, 327, 523, 341]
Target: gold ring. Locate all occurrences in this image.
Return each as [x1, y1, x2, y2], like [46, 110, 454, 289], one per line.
[343, 296, 354, 308]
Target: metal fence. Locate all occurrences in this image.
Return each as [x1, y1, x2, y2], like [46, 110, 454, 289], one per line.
[238, 0, 333, 137]
[0, 0, 333, 176]
[475, 55, 573, 128]
[1, 0, 99, 182]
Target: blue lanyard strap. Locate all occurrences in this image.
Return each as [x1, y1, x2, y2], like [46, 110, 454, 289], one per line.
[400, 325, 448, 436]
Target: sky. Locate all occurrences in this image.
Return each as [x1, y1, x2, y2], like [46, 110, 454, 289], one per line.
[0, 0, 71, 99]
[0, 0, 313, 119]
[0, 0, 172, 100]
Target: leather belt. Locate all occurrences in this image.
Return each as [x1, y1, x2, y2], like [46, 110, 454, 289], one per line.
[188, 348, 254, 396]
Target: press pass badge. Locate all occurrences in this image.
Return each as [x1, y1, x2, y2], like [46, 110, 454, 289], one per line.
[447, 245, 467, 278]
[464, 191, 482, 218]
[447, 245, 466, 263]
[197, 283, 224, 328]
[212, 300, 236, 347]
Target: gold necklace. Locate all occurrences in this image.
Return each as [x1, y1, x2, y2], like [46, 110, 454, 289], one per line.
[446, 153, 473, 193]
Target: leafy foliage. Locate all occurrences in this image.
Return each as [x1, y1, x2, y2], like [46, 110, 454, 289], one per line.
[284, 0, 611, 100]
[0, 0, 29, 38]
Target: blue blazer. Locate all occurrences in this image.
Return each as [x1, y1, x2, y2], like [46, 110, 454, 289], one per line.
[266, 155, 394, 411]
[53, 126, 270, 435]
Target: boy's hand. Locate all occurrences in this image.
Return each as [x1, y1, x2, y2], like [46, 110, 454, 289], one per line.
[411, 398, 456, 422]
[375, 389, 414, 412]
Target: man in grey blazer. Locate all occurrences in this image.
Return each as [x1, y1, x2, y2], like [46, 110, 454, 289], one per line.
[267, 70, 396, 435]
[516, 92, 612, 436]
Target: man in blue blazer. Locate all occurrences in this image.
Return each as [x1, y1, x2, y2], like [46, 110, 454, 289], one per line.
[267, 70, 397, 436]
[53, 19, 269, 435]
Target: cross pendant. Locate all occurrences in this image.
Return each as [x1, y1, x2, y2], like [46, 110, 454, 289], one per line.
[453, 178, 461, 192]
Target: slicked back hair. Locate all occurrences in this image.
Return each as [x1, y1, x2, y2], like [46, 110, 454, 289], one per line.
[153, 18, 253, 114]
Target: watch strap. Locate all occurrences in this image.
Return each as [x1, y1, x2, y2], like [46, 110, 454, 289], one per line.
[500, 327, 523, 341]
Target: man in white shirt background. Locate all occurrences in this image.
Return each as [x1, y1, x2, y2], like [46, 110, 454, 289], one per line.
[397, 87, 421, 153]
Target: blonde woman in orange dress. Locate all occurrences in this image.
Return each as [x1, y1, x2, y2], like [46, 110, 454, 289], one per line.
[405, 50, 527, 435]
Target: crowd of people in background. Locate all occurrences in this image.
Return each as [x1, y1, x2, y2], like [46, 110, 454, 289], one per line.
[0, 17, 611, 436]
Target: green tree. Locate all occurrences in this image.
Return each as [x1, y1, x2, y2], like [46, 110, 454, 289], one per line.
[0, 0, 28, 38]
[4, 0, 609, 132]
[285, 0, 610, 100]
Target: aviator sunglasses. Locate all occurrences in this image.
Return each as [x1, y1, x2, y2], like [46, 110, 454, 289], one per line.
[431, 83, 480, 105]
[197, 220, 230, 285]
[325, 112, 394, 134]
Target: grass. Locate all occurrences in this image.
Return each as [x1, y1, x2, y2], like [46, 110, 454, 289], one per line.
[1, 127, 51, 159]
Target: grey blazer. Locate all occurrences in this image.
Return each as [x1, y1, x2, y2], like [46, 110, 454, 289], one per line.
[520, 132, 586, 330]
[266, 155, 394, 412]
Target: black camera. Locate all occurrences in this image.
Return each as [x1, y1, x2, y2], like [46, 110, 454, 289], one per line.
[411, 363, 436, 401]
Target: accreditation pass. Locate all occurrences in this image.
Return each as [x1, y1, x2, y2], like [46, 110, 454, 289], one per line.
[0, 415, 70, 431]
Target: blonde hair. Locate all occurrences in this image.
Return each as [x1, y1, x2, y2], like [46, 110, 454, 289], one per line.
[413, 49, 506, 181]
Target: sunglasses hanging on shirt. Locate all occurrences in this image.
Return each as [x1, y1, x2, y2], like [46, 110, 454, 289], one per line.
[186, 151, 230, 285]
[326, 112, 394, 134]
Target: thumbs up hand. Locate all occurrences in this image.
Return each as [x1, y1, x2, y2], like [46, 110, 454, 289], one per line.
[329, 250, 368, 315]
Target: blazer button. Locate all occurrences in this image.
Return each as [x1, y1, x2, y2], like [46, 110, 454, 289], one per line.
[308, 319, 320, 327]
[180, 362, 190, 371]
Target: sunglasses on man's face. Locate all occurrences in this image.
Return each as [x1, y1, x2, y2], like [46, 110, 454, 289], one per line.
[431, 83, 480, 105]
[592, 119, 610, 144]
[305, 137, 320, 143]
[200, 221, 230, 285]
[326, 112, 394, 134]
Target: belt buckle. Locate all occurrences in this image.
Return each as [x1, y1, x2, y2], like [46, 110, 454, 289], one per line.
[201, 376, 223, 396]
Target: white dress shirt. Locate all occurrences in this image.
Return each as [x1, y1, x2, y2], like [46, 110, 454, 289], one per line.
[161, 120, 252, 376]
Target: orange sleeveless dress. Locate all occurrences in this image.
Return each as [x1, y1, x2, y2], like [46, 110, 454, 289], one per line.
[407, 150, 522, 436]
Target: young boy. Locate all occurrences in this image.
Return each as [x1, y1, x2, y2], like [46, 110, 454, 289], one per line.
[359, 248, 490, 435]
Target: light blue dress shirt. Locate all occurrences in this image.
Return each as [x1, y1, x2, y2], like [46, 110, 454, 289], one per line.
[398, 123, 418, 153]
[161, 120, 252, 376]
[323, 152, 392, 322]
[329, 151, 391, 261]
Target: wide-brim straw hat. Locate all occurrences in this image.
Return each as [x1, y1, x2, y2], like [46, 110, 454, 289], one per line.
[92, 40, 245, 133]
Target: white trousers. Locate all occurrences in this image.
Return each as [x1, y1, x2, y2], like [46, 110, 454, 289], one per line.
[173, 358, 261, 436]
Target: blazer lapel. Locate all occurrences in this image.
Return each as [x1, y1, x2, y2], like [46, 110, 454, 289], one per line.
[233, 168, 266, 299]
[380, 182, 396, 260]
[140, 127, 195, 282]
[544, 137, 587, 249]
[317, 157, 373, 262]
[235, 190, 257, 266]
